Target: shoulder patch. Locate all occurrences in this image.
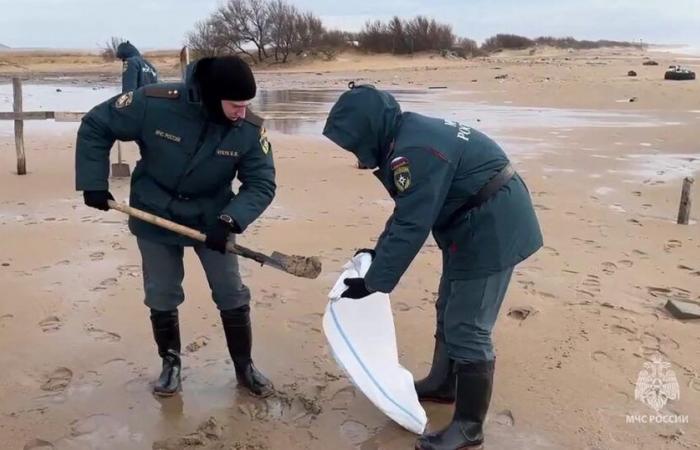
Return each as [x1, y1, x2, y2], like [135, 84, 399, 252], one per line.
[144, 86, 181, 99]
[390, 156, 410, 170]
[244, 110, 264, 128]
[393, 164, 411, 193]
[115, 91, 134, 109]
[259, 127, 271, 154]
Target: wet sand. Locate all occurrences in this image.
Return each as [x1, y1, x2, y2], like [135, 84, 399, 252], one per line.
[1, 48, 700, 449]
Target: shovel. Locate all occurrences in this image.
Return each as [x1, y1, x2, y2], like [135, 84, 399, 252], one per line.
[111, 142, 131, 178]
[107, 200, 322, 279]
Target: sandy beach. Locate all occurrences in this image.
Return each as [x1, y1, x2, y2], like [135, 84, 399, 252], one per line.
[1, 47, 699, 450]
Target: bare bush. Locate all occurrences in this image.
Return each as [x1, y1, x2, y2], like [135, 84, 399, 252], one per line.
[453, 37, 483, 58]
[358, 16, 456, 54]
[269, 0, 298, 62]
[187, 19, 231, 58]
[482, 34, 534, 52]
[535, 36, 643, 50]
[101, 36, 126, 61]
[295, 12, 325, 54]
[217, 0, 271, 63]
[186, 5, 645, 63]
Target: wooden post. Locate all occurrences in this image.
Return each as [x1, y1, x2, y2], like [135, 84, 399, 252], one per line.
[12, 78, 26, 175]
[677, 177, 694, 225]
[179, 46, 190, 81]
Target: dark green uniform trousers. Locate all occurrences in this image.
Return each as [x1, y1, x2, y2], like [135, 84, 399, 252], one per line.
[436, 262, 514, 363]
[137, 238, 251, 311]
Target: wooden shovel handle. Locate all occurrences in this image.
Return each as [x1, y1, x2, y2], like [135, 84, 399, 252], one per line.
[106, 200, 260, 260]
[108, 200, 207, 242]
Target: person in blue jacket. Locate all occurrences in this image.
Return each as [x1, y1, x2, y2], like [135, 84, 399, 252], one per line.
[116, 41, 158, 93]
[75, 56, 275, 399]
[323, 83, 543, 450]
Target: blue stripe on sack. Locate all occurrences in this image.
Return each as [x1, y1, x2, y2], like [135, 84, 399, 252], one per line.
[329, 300, 424, 429]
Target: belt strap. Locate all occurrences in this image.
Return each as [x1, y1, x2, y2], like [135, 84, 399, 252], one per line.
[445, 163, 516, 226]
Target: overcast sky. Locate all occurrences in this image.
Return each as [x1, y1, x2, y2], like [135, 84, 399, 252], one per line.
[1, 0, 699, 49]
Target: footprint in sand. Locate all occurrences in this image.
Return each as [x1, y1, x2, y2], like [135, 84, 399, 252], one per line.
[340, 420, 370, 445]
[41, 368, 73, 392]
[647, 286, 671, 298]
[124, 376, 150, 393]
[493, 410, 515, 427]
[67, 413, 135, 444]
[664, 240, 682, 252]
[575, 289, 595, 299]
[610, 324, 637, 336]
[632, 249, 649, 259]
[23, 439, 54, 450]
[117, 265, 140, 278]
[507, 306, 536, 321]
[690, 377, 700, 393]
[85, 326, 121, 342]
[89, 252, 105, 261]
[394, 302, 412, 312]
[639, 332, 663, 355]
[591, 351, 611, 362]
[618, 260, 634, 268]
[39, 316, 62, 333]
[185, 336, 211, 354]
[153, 417, 223, 450]
[70, 371, 103, 394]
[0, 313, 14, 325]
[238, 391, 322, 424]
[582, 274, 601, 292]
[330, 386, 356, 411]
[542, 246, 559, 257]
[601, 262, 617, 275]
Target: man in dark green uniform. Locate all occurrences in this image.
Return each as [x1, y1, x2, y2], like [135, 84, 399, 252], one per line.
[75, 56, 276, 398]
[323, 84, 543, 450]
[116, 41, 159, 92]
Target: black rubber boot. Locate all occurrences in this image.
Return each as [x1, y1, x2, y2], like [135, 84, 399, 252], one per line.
[415, 360, 495, 450]
[220, 306, 274, 398]
[150, 309, 182, 397]
[415, 336, 455, 403]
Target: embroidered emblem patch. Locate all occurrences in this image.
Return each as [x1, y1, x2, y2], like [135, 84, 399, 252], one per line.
[115, 91, 133, 109]
[216, 149, 239, 157]
[393, 165, 411, 192]
[390, 156, 409, 170]
[154, 129, 182, 143]
[260, 127, 271, 154]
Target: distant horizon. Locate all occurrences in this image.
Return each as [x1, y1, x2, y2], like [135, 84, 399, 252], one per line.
[1, 0, 699, 50]
[1, 42, 699, 54]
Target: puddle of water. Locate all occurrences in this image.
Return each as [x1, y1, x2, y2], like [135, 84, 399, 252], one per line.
[1, 83, 686, 140]
[618, 153, 700, 181]
[0, 83, 119, 136]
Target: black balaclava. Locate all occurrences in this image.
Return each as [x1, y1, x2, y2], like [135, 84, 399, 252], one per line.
[116, 41, 139, 60]
[194, 56, 257, 123]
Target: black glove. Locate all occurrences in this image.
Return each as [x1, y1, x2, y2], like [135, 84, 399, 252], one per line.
[341, 278, 373, 299]
[205, 220, 231, 254]
[83, 190, 114, 211]
[354, 248, 376, 259]
[219, 214, 242, 233]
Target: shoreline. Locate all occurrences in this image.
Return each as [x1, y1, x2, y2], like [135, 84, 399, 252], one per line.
[1, 46, 699, 450]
